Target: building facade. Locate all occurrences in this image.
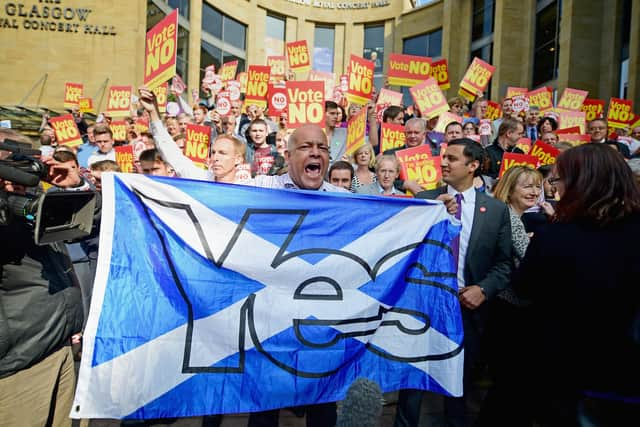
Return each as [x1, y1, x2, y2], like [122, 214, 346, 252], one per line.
[0, 0, 638, 114]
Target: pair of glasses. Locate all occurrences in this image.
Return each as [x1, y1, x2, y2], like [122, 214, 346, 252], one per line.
[547, 176, 561, 185]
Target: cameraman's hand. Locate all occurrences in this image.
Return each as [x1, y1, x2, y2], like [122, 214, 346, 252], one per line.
[44, 157, 81, 188]
[0, 179, 27, 195]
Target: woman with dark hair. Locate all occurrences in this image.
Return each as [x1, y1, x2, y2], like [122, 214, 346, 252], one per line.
[536, 116, 558, 138]
[512, 143, 640, 425]
[337, 105, 347, 128]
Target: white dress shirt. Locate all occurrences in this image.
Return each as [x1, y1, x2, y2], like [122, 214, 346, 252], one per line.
[447, 185, 477, 289]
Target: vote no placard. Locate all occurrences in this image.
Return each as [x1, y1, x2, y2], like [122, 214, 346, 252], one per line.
[144, 9, 178, 90]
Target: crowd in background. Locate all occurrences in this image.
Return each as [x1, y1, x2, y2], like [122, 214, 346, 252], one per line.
[1, 66, 640, 427]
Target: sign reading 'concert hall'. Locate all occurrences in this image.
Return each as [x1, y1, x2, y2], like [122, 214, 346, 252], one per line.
[1, 1, 118, 35]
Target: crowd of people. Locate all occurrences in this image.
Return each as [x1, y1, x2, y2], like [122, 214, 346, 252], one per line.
[1, 67, 640, 427]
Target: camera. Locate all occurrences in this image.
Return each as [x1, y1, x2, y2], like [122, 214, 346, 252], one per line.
[0, 139, 97, 245]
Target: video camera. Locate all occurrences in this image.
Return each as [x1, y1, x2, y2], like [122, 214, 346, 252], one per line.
[0, 139, 97, 245]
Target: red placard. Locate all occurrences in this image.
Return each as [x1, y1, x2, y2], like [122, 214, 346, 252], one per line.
[430, 58, 450, 90]
[63, 82, 83, 109]
[49, 114, 82, 147]
[268, 84, 288, 115]
[346, 55, 375, 105]
[557, 88, 588, 111]
[530, 140, 560, 166]
[556, 126, 581, 135]
[216, 92, 232, 117]
[286, 81, 324, 128]
[375, 88, 403, 121]
[237, 72, 248, 94]
[105, 86, 132, 118]
[380, 123, 406, 153]
[114, 145, 134, 173]
[459, 57, 495, 97]
[267, 56, 286, 82]
[109, 121, 128, 142]
[245, 65, 271, 109]
[387, 53, 432, 87]
[135, 118, 149, 134]
[226, 80, 241, 101]
[434, 112, 462, 133]
[184, 124, 210, 168]
[345, 107, 368, 157]
[498, 152, 539, 178]
[152, 82, 168, 114]
[580, 98, 605, 122]
[410, 77, 449, 119]
[144, 9, 178, 90]
[219, 60, 238, 82]
[396, 145, 441, 190]
[308, 70, 336, 101]
[559, 111, 586, 134]
[484, 101, 501, 121]
[556, 133, 590, 146]
[286, 40, 311, 73]
[607, 98, 634, 129]
[527, 87, 553, 112]
[506, 87, 528, 98]
[515, 137, 532, 154]
[78, 98, 93, 114]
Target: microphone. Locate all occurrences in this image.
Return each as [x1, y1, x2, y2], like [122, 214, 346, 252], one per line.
[336, 377, 383, 427]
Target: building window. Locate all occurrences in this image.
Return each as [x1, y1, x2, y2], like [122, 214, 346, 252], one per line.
[401, 29, 442, 105]
[176, 26, 189, 82]
[532, 0, 561, 87]
[265, 14, 286, 57]
[313, 26, 335, 73]
[202, 3, 222, 39]
[364, 24, 385, 90]
[202, 3, 246, 51]
[200, 3, 247, 95]
[619, 0, 630, 98]
[403, 29, 442, 58]
[472, 0, 495, 41]
[167, 0, 189, 18]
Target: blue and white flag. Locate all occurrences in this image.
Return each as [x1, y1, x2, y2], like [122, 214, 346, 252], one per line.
[72, 173, 463, 419]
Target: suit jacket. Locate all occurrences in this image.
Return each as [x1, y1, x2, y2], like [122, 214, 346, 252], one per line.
[415, 186, 513, 299]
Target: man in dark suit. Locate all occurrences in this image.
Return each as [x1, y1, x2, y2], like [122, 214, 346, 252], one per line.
[394, 138, 513, 427]
[485, 118, 525, 178]
[588, 118, 631, 158]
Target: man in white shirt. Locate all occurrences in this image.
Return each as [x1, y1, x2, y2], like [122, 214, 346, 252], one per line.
[138, 87, 246, 184]
[396, 138, 512, 427]
[86, 124, 116, 167]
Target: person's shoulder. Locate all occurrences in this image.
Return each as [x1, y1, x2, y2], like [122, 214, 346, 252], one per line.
[324, 181, 349, 193]
[477, 191, 507, 209]
[415, 186, 446, 200]
[354, 183, 377, 194]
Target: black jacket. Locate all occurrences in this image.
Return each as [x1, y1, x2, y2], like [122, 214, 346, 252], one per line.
[512, 213, 640, 398]
[485, 140, 524, 179]
[0, 222, 83, 378]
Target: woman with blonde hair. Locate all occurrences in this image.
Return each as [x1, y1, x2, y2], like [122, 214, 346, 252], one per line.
[350, 144, 376, 191]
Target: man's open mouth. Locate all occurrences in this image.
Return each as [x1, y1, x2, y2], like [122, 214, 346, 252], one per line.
[305, 163, 322, 176]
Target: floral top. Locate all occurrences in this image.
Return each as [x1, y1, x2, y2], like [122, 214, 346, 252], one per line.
[498, 207, 530, 305]
[351, 170, 376, 191]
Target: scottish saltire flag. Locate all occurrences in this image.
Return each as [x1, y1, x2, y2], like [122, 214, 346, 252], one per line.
[72, 173, 463, 419]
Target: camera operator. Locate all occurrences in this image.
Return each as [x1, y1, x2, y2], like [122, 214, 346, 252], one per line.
[0, 129, 86, 427]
